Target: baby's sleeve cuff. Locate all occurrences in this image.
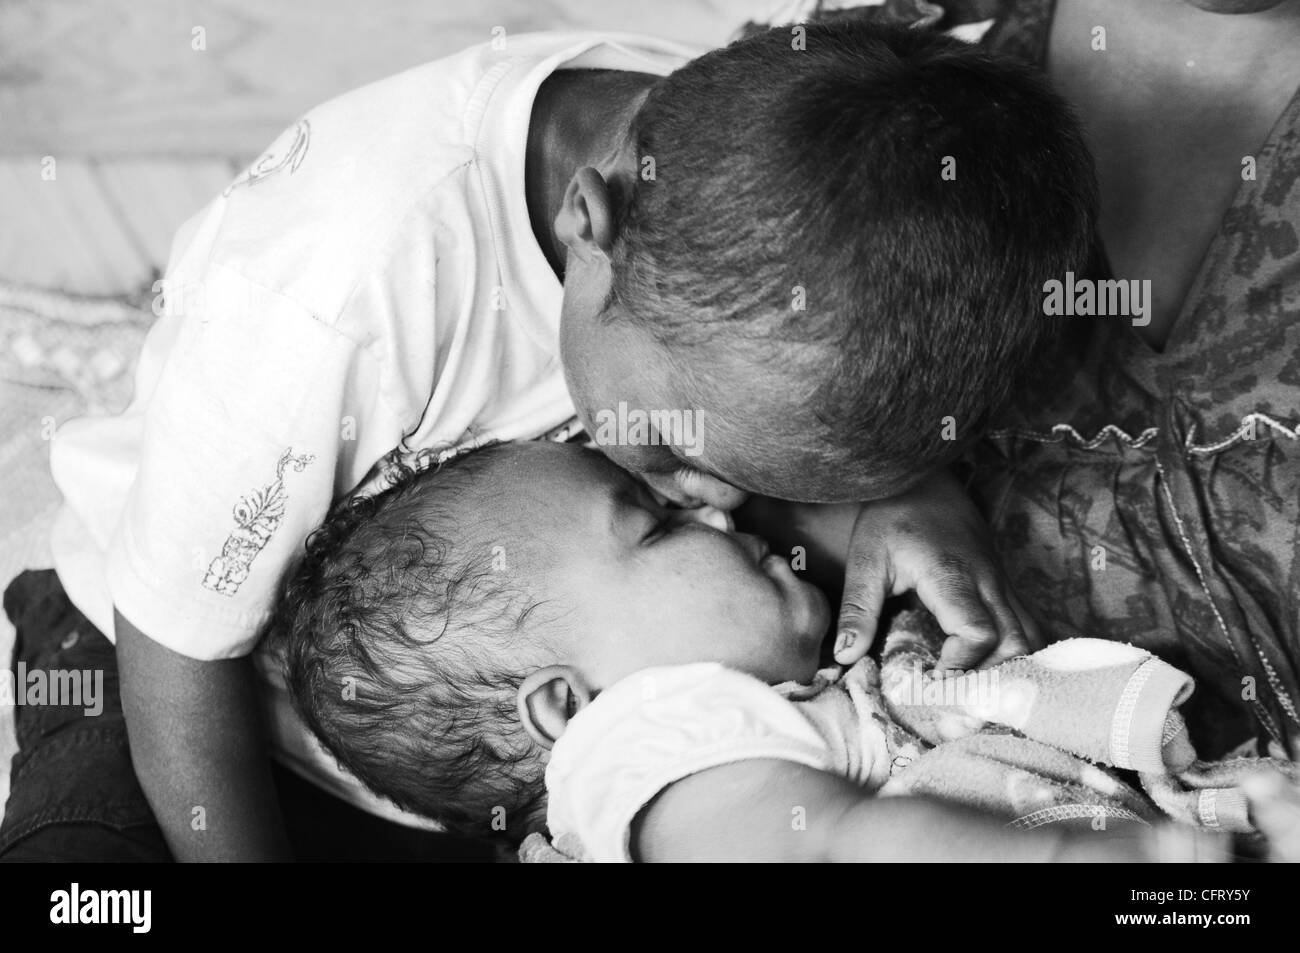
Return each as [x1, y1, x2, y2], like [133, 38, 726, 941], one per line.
[1110, 657, 1195, 773]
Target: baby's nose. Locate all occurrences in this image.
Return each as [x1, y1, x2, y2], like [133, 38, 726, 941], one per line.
[667, 504, 734, 533]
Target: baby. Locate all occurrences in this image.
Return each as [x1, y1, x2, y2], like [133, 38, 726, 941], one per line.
[269, 441, 1299, 862]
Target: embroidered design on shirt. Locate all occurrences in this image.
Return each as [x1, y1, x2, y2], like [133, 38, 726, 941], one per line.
[202, 448, 315, 597]
[223, 119, 311, 196]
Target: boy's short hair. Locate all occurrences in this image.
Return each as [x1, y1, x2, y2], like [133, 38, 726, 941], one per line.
[268, 445, 547, 843]
[610, 22, 1098, 500]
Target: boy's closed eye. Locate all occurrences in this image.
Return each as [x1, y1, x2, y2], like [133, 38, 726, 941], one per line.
[633, 455, 748, 512]
[627, 485, 733, 543]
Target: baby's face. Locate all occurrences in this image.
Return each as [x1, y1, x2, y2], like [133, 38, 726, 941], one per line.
[490, 442, 831, 687]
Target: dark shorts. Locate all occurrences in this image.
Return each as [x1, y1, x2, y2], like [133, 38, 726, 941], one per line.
[0, 570, 494, 862]
[0, 570, 167, 861]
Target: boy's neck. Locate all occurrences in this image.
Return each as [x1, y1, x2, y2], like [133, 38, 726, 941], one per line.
[525, 69, 659, 281]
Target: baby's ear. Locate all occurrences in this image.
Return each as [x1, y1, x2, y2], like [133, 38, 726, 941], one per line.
[517, 666, 594, 750]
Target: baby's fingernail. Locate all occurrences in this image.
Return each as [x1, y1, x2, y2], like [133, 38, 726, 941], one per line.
[835, 630, 856, 657]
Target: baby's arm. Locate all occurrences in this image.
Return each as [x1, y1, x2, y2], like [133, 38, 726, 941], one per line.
[117, 611, 291, 861]
[635, 758, 1149, 862]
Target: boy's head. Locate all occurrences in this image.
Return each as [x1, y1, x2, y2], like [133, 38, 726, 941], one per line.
[556, 21, 1097, 503]
[272, 441, 829, 841]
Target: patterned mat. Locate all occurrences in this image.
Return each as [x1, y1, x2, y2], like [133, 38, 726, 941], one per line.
[0, 280, 155, 819]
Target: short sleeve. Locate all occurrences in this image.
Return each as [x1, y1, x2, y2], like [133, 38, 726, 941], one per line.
[104, 263, 400, 659]
[543, 664, 835, 863]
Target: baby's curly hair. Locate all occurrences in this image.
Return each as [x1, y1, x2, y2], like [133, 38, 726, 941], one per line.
[265, 443, 551, 843]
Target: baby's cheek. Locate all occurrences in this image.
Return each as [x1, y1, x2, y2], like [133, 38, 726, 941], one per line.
[639, 601, 715, 663]
[712, 568, 773, 622]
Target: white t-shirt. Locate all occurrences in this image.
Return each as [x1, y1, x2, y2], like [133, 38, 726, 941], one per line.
[49, 31, 697, 821]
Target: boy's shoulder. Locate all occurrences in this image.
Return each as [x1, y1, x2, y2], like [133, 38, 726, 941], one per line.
[173, 31, 695, 325]
[184, 38, 534, 288]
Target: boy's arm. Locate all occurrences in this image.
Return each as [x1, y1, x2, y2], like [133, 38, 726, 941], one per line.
[635, 759, 1150, 862]
[116, 610, 291, 862]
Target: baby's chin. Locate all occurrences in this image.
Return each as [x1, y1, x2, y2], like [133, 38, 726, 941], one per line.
[789, 581, 833, 672]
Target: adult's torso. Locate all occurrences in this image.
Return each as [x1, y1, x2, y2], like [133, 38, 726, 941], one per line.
[965, 0, 1300, 756]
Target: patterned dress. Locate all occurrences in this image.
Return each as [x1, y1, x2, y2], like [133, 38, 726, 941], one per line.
[772, 0, 1300, 755]
[938, 0, 1300, 757]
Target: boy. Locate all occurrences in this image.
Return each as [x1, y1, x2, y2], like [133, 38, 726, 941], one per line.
[27, 22, 1094, 859]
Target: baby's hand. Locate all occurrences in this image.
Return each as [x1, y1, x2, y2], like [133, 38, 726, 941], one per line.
[1243, 769, 1300, 861]
[835, 469, 1041, 670]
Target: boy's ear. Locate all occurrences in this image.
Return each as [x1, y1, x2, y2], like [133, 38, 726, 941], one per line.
[517, 665, 595, 750]
[554, 167, 619, 261]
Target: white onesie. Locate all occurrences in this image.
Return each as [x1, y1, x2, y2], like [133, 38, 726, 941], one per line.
[543, 660, 922, 862]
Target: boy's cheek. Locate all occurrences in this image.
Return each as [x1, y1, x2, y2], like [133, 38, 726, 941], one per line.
[590, 439, 664, 476]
